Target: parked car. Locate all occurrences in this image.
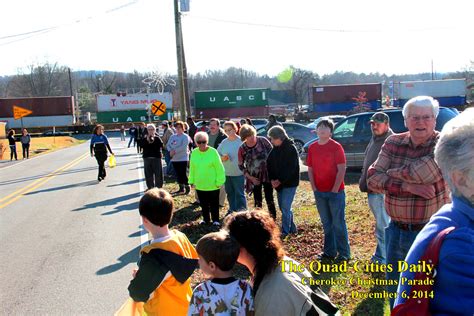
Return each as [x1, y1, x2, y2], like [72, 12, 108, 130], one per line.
[251, 119, 268, 130]
[300, 107, 459, 168]
[257, 122, 314, 153]
[306, 115, 346, 129]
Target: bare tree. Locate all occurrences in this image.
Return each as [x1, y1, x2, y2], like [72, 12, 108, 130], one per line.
[277, 66, 318, 105]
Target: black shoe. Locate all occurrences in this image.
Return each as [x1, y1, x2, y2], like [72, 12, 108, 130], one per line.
[98, 177, 102, 182]
[335, 256, 351, 262]
[317, 253, 336, 261]
[184, 185, 190, 195]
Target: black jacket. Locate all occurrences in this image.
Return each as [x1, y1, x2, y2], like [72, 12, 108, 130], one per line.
[140, 133, 164, 158]
[267, 138, 300, 190]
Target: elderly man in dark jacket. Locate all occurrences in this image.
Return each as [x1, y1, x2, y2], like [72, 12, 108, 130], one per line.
[359, 112, 393, 264]
[267, 125, 299, 237]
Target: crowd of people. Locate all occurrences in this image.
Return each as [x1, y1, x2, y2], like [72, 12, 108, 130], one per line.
[108, 100, 473, 315]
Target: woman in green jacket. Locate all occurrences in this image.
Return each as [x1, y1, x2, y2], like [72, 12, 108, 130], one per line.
[189, 131, 225, 226]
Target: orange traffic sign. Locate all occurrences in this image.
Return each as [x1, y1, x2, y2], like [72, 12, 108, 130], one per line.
[13, 105, 33, 120]
[151, 101, 166, 116]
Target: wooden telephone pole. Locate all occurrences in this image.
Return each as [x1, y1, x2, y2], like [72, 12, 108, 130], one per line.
[174, 0, 190, 120]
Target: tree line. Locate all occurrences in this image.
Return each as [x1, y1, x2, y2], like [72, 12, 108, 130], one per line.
[0, 61, 472, 114]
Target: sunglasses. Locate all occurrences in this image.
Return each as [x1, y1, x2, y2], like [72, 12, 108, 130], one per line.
[196, 140, 207, 145]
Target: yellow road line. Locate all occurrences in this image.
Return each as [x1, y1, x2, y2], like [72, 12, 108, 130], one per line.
[0, 153, 89, 209]
[0, 153, 88, 203]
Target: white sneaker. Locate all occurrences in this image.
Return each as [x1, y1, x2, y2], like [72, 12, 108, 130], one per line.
[212, 221, 220, 227]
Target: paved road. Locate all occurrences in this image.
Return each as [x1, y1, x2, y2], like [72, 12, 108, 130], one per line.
[0, 137, 147, 315]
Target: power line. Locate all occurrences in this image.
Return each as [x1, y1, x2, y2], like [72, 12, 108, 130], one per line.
[0, 0, 139, 46]
[184, 14, 458, 33]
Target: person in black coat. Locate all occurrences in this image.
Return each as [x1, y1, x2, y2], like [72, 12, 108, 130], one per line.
[266, 125, 299, 237]
[7, 129, 18, 161]
[135, 122, 147, 154]
[140, 124, 164, 190]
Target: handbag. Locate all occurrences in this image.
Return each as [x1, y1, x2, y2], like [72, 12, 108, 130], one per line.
[391, 226, 456, 316]
[108, 154, 117, 168]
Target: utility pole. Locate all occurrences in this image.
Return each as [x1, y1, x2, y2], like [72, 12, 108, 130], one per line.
[173, 0, 189, 120]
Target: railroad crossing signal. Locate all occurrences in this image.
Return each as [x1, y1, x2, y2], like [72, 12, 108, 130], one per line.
[13, 105, 33, 120]
[151, 101, 166, 116]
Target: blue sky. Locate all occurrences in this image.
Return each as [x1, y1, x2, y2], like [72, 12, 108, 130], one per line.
[1, 0, 472, 76]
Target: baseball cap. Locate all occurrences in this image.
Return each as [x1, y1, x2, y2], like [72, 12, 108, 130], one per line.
[370, 112, 389, 123]
[161, 120, 168, 125]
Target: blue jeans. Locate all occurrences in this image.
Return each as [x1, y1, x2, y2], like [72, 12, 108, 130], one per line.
[385, 221, 420, 310]
[128, 136, 135, 148]
[277, 186, 298, 235]
[163, 150, 175, 176]
[368, 193, 390, 263]
[314, 190, 351, 259]
[224, 175, 247, 212]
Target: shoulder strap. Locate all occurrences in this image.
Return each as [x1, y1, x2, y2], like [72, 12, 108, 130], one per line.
[391, 226, 456, 316]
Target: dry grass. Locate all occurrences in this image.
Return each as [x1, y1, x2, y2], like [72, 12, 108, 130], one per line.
[164, 172, 390, 316]
[0, 136, 86, 160]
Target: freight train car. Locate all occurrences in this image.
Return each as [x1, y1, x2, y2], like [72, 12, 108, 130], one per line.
[0, 96, 75, 128]
[295, 83, 382, 122]
[194, 88, 270, 119]
[96, 93, 173, 123]
[395, 79, 466, 108]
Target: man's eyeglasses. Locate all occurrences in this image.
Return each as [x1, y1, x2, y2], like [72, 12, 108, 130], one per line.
[196, 140, 206, 145]
[409, 115, 434, 122]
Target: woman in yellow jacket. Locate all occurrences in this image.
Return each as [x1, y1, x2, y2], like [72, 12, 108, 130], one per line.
[189, 131, 226, 226]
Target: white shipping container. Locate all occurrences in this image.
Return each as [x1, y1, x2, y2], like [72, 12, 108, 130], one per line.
[0, 115, 75, 129]
[398, 79, 466, 99]
[97, 93, 172, 112]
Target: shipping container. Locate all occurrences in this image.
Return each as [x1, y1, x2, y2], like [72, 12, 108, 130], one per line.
[397, 79, 466, 99]
[195, 107, 269, 119]
[97, 109, 172, 124]
[0, 115, 75, 129]
[0, 96, 74, 117]
[396, 96, 467, 107]
[195, 88, 270, 109]
[97, 93, 173, 112]
[312, 100, 381, 113]
[312, 83, 382, 104]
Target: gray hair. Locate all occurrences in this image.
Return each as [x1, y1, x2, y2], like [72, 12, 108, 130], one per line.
[194, 131, 209, 143]
[402, 96, 440, 118]
[267, 125, 288, 140]
[146, 123, 156, 130]
[434, 108, 474, 196]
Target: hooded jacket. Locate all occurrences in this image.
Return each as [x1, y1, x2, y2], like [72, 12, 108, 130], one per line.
[267, 138, 300, 190]
[128, 230, 198, 316]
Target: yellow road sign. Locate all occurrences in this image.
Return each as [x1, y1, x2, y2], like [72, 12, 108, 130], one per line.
[13, 105, 33, 120]
[151, 101, 166, 116]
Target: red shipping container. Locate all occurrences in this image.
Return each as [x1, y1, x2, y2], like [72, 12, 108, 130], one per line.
[194, 107, 269, 119]
[0, 96, 74, 117]
[312, 83, 382, 104]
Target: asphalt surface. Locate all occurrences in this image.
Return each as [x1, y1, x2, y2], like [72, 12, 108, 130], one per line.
[0, 136, 147, 315]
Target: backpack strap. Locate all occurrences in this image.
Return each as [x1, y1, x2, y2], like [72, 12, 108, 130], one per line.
[391, 226, 456, 316]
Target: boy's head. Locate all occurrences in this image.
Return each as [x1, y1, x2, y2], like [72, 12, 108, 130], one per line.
[196, 231, 240, 276]
[139, 188, 174, 227]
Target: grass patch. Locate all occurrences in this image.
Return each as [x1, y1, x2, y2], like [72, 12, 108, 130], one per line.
[164, 173, 391, 315]
[0, 136, 86, 160]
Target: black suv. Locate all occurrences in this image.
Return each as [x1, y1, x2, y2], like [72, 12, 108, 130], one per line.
[300, 107, 458, 168]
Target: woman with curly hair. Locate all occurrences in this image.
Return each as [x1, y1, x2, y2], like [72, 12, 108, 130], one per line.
[224, 211, 339, 315]
[90, 124, 114, 182]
